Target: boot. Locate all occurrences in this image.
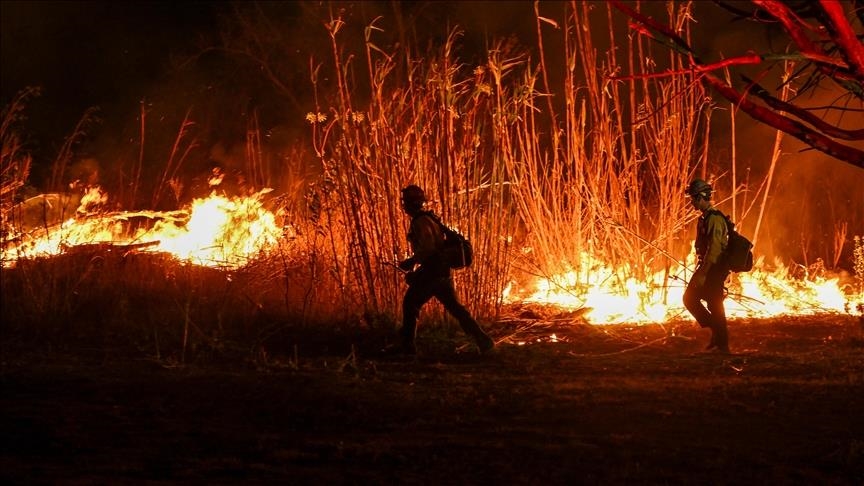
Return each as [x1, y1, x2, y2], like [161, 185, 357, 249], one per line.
[476, 333, 495, 354]
[702, 322, 729, 354]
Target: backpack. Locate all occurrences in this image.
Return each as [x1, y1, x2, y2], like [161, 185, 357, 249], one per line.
[422, 212, 474, 269]
[712, 210, 754, 272]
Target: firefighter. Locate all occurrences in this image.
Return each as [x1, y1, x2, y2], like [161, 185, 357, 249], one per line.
[683, 178, 731, 353]
[385, 184, 495, 356]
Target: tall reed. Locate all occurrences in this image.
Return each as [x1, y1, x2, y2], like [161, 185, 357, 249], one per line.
[500, 1, 709, 302]
[0, 88, 38, 225]
[290, 1, 713, 321]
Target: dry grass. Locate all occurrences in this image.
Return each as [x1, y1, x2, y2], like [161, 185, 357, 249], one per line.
[280, 2, 714, 323]
[0, 88, 38, 228]
[6, 2, 854, 362]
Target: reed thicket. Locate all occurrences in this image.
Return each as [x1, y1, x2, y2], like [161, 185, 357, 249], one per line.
[286, 2, 709, 321]
[2, 2, 717, 358]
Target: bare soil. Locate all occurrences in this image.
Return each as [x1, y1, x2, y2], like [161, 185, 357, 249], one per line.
[2, 314, 863, 485]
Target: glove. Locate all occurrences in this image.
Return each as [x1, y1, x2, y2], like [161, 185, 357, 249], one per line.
[398, 258, 415, 272]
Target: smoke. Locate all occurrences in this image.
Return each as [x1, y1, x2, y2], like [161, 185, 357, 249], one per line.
[697, 2, 864, 271]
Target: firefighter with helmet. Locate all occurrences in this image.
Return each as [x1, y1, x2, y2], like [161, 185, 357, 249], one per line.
[684, 178, 731, 353]
[384, 184, 495, 356]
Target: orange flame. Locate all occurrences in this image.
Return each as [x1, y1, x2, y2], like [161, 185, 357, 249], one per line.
[504, 252, 863, 324]
[2, 188, 283, 269]
[4, 188, 862, 323]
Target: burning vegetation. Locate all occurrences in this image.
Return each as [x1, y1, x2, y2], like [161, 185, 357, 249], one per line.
[1, 2, 862, 359]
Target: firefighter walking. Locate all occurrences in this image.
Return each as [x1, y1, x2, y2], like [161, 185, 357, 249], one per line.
[683, 179, 731, 353]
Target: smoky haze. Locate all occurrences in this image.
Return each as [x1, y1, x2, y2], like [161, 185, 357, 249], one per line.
[699, 4, 864, 268]
[1, 0, 862, 269]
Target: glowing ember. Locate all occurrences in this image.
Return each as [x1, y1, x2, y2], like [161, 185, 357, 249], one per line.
[2, 188, 283, 269]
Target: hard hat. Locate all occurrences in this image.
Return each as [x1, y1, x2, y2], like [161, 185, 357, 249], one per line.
[401, 185, 426, 204]
[686, 179, 712, 198]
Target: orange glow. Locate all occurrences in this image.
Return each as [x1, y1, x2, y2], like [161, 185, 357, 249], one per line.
[2, 187, 283, 269]
[503, 251, 863, 324]
[3, 188, 862, 324]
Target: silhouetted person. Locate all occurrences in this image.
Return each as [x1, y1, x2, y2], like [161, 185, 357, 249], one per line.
[386, 184, 495, 355]
[683, 178, 730, 353]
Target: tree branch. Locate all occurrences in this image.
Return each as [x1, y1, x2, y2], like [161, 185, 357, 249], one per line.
[743, 76, 864, 140]
[609, 54, 762, 81]
[818, 0, 864, 79]
[705, 72, 864, 167]
[754, 0, 863, 92]
[612, 0, 864, 169]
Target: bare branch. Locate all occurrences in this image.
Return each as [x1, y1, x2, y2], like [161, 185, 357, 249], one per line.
[612, 0, 864, 169]
[743, 76, 864, 140]
[818, 0, 864, 78]
[753, 0, 863, 93]
[704, 72, 864, 167]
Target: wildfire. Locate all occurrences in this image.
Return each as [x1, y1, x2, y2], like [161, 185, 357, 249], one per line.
[504, 252, 863, 324]
[2, 188, 283, 269]
[3, 187, 862, 324]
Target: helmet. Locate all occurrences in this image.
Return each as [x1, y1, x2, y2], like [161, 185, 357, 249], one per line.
[401, 185, 426, 205]
[686, 179, 712, 199]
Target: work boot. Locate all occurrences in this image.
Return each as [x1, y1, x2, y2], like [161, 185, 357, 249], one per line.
[713, 322, 730, 353]
[476, 334, 496, 354]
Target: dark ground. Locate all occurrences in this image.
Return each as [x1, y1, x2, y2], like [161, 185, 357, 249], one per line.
[2, 314, 863, 485]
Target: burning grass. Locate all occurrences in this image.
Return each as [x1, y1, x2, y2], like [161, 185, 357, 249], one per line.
[2, 2, 863, 354]
[1, 3, 862, 482]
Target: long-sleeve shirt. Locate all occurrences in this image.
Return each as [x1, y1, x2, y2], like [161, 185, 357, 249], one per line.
[695, 208, 729, 270]
[408, 213, 445, 265]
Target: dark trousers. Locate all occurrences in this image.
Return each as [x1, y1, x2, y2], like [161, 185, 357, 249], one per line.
[683, 265, 730, 349]
[401, 272, 489, 345]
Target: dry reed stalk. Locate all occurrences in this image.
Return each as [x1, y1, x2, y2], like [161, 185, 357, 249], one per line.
[48, 107, 99, 193]
[246, 109, 269, 189]
[1, 88, 37, 230]
[130, 100, 147, 209]
[503, 1, 708, 298]
[151, 108, 198, 209]
[752, 61, 795, 249]
[832, 221, 848, 270]
[308, 8, 520, 320]
[285, 0, 715, 321]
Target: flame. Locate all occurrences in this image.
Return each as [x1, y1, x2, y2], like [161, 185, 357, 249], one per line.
[504, 252, 864, 324]
[2, 188, 283, 269]
[3, 188, 862, 323]
[146, 191, 282, 266]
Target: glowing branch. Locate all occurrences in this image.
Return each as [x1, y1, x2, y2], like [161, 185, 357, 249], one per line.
[611, 0, 864, 169]
[702, 72, 864, 168]
[743, 76, 864, 141]
[818, 0, 864, 79]
[752, 0, 863, 91]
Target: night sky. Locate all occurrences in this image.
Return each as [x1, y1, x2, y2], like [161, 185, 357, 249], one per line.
[3, 1, 862, 262]
[2, 1, 539, 175]
[2, 1, 229, 159]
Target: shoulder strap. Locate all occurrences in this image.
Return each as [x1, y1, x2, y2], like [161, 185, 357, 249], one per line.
[707, 208, 734, 232]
